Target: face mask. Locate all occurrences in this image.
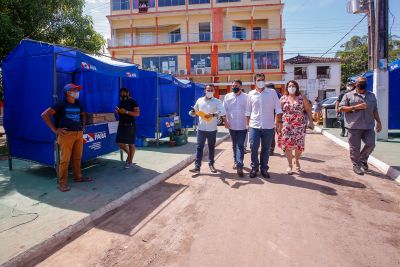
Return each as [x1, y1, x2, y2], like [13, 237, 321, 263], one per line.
[70, 91, 79, 99]
[358, 83, 367, 90]
[346, 86, 354, 91]
[232, 87, 241, 94]
[206, 91, 214, 98]
[288, 87, 296, 94]
[256, 81, 265, 89]
[120, 95, 128, 100]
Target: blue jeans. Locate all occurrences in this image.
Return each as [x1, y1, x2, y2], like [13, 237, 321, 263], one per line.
[229, 129, 247, 169]
[195, 130, 217, 167]
[249, 128, 275, 171]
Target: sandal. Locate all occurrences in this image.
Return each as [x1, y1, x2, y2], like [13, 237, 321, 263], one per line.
[74, 177, 94, 183]
[58, 185, 71, 192]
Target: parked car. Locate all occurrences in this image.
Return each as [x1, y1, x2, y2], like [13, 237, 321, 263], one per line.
[312, 96, 338, 112]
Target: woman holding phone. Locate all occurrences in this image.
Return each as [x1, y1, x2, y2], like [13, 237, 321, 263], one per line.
[278, 80, 314, 174]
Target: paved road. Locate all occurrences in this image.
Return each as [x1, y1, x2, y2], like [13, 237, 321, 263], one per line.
[37, 132, 400, 267]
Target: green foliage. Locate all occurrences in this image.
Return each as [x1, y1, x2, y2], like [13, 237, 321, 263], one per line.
[0, 0, 105, 61]
[336, 35, 400, 86]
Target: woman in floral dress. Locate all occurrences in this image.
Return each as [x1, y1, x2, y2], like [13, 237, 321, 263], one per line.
[278, 80, 314, 174]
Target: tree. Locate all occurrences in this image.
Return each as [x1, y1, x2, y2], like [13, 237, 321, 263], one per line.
[0, 0, 105, 61]
[336, 35, 400, 86]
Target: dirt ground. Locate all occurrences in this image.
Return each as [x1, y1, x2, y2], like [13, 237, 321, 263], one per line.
[37, 132, 400, 267]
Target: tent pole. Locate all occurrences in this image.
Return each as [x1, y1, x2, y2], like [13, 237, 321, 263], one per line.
[53, 53, 60, 179]
[6, 136, 12, 171]
[156, 76, 160, 147]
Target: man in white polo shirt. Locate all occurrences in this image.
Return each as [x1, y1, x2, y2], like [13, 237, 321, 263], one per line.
[223, 80, 248, 177]
[246, 73, 283, 178]
[189, 84, 225, 174]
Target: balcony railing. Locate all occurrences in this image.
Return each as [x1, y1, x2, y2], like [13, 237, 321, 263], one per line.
[108, 28, 285, 47]
[223, 29, 285, 41]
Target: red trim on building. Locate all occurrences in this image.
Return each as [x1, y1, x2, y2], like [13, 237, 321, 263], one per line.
[107, 3, 283, 18]
[212, 8, 223, 42]
[186, 46, 191, 74]
[211, 45, 219, 76]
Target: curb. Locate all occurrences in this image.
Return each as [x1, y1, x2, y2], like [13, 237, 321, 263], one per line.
[2, 133, 230, 267]
[314, 126, 400, 183]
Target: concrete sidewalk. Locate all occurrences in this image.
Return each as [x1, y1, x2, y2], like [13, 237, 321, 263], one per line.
[315, 126, 400, 181]
[0, 128, 229, 266]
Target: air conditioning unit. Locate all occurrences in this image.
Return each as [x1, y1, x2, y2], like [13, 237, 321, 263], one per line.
[347, 0, 368, 14]
[196, 68, 205, 75]
[179, 69, 187, 75]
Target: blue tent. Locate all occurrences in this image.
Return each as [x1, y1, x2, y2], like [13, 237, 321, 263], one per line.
[348, 60, 400, 129]
[2, 40, 141, 166]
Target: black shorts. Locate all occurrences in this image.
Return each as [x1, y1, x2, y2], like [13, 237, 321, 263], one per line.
[116, 124, 136, 144]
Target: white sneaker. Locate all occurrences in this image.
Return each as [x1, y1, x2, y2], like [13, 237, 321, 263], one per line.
[125, 163, 134, 169]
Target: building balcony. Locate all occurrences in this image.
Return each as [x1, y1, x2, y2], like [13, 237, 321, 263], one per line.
[108, 28, 285, 48]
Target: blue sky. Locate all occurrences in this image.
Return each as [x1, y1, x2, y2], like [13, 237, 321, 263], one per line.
[84, 0, 400, 59]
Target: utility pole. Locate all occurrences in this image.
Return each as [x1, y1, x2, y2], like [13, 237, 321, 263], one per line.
[373, 0, 389, 140]
[367, 0, 375, 70]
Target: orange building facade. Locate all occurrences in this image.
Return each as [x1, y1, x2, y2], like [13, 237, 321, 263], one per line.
[107, 0, 285, 97]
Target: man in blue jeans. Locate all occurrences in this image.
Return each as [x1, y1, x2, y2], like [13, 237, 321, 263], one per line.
[246, 74, 283, 178]
[189, 84, 225, 174]
[223, 80, 248, 177]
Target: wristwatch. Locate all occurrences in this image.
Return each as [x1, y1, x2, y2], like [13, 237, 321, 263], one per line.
[125, 110, 129, 114]
[351, 106, 356, 112]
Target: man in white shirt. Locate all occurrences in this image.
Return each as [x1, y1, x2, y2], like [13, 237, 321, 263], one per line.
[223, 80, 248, 177]
[189, 84, 225, 174]
[246, 73, 283, 178]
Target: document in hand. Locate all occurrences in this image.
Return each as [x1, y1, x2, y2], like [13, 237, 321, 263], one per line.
[196, 110, 213, 122]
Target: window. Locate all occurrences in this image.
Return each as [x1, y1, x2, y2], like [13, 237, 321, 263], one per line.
[169, 29, 181, 43]
[294, 67, 307, 79]
[133, 0, 155, 9]
[142, 56, 178, 74]
[253, 51, 280, 70]
[317, 66, 330, 79]
[218, 53, 251, 71]
[253, 27, 261, 40]
[158, 0, 185, 7]
[199, 22, 211, 42]
[189, 0, 210, 4]
[232, 26, 246, 40]
[112, 0, 130, 10]
[191, 54, 211, 74]
[216, 0, 240, 2]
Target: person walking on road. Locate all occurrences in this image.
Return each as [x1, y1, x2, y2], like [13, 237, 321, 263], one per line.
[115, 88, 140, 169]
[189, 84, 225, 174]
[278, 80, 314, 174]
[336, 82, 355, 137]
[41, 84, 93, 192]
[223, 80, 248, 177]
[269, 84, 283, 156]
[246, 73, 283, 179]
[339, 77, 382, 175]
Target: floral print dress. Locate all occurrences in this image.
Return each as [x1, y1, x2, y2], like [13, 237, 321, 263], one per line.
[278, 95, 306, 151]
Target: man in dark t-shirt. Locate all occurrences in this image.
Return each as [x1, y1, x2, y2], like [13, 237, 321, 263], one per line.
[42, 83, 93, 192]
[336, 82, 355, 137]
[115, 88, 140, 169]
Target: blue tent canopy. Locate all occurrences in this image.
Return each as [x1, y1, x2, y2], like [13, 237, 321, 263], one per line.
[349, 60, 400, 129]
[2, 40, 140, 165]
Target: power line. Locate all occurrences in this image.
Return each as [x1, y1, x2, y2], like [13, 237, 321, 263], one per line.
[320, 14, 367, 58]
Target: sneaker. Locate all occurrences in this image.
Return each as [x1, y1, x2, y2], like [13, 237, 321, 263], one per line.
[261, 170, 270, 179]
[361, 161, 370, 172]
[286, 166, 293, 175]
[237, 168, 244, 177]
[249, 169, 258, 178]
[232, 163, 237, 170]
[353, 165, 364, 175]
[189, 166, 200, 173]
[209, 164, 217, 173]
[125, 163, 134, 169]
